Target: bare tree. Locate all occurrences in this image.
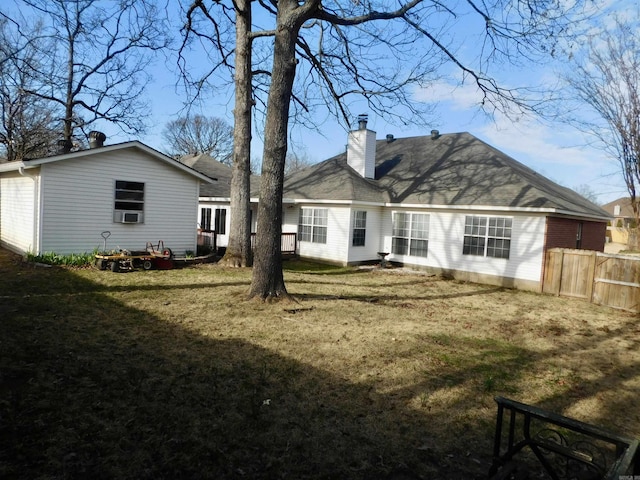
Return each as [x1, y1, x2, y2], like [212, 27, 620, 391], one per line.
[572, 184, 599, 205]
[285, 150, 315, 175]
[181, 0, 592, 298]
[182, 0, 263, 268]
[0, 17, 59, 160]
[163, 115, 234, 163]
[564, 17, 640, 247]
[10, 0, 170, 152]
[248, 0, 592, 300]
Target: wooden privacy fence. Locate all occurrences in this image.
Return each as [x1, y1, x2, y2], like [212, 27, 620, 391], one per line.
[543, 248, 640, 312]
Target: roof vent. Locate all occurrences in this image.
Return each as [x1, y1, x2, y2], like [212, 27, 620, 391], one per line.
[88, 131, 106, 149]
[386, 134, 394, 143]
[431, 129, 440, 139]
[357, 114, 368, 130]
[57, 139, 72, 154]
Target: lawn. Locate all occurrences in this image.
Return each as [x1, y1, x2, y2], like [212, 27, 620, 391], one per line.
[1, 248, 638, 479]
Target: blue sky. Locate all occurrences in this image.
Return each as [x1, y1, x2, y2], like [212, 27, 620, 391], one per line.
[95, 0, 629, 206]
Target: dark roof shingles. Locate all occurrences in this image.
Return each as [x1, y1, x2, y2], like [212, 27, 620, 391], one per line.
[283, 132, 609, 219]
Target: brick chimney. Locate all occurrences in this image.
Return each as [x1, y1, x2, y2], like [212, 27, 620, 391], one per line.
[347, 114, 376, 179]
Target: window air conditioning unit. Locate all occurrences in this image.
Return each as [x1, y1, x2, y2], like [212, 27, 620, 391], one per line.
[115, 211, 143, 224]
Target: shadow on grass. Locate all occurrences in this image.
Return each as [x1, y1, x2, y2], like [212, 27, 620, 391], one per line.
[2, 249, 638, 479]
[292, 286, 504, 303]
[0, 250, 499, 480]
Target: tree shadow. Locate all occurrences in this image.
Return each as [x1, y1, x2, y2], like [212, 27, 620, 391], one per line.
[2, 249, 638, 480]
[0, 254, 492, 479]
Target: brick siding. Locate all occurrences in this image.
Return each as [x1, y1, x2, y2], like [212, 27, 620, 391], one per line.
[544, 217, 606, 252]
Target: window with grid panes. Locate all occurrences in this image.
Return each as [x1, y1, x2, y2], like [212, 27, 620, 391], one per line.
[391, 212, 429, 257]
[352, 211, 367, 246]
[463, 215, 512, 259]
[298, 208, 328, 243]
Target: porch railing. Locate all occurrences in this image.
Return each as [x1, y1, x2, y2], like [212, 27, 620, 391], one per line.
[198, 230, 297, 256]
[250, 232, 297, 256]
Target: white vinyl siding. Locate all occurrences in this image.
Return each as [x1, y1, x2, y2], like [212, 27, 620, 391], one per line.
[381, 209, 545, 283]
[0, 172, 38, 253]
[282, 205, 352, 263]
[38, 149, 200, 255]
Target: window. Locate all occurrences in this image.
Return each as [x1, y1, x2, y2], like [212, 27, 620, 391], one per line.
[352, 211, 367, 246]
[391, 212, 429, 257]
[215, 208, 227, 235]
[463, 215, 512, 259]
[576, 222, 583, 249]
[114, 180, 144, 223]
[298, 208, 327, 244]
[200, 208, 212, 230]
[115, 181, 144, 211]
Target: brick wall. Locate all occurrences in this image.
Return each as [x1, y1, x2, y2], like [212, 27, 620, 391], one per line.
[545, 217, 606, 252]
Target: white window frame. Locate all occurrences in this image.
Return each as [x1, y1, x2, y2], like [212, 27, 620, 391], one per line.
[298, 208, 328, 244]
[391, 212, 429, 257]
[352, 210, 367, 247]
[463, 215, 512, 259]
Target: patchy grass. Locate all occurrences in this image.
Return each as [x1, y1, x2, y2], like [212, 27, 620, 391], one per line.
[1, 249, 638, 479]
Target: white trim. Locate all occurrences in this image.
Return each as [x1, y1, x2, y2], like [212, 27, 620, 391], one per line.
[281, 197, 611, 221]
[0, 142, 215, 184]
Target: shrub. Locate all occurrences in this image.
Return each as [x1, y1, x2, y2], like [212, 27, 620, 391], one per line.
[26, 250, 97, 267]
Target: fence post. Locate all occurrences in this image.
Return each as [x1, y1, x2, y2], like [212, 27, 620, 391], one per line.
[587, 251, 596, 303]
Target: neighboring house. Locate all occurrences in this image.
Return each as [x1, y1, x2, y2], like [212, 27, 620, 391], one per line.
[182, 153, 260, 249]
[281, 120, 611, 291]
[602, 197, 637, 245]
[0, 138, 214, 256]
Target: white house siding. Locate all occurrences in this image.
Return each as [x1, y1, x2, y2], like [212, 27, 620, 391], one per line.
[345, 205, 384, 264]
[380, 209, 546, 289]
[0, 172, 38, 254]
[39, 149, 200, 255]
[283, 204, 352, 263]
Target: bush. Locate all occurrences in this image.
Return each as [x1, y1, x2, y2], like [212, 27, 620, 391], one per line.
[26, 250, 97, 267]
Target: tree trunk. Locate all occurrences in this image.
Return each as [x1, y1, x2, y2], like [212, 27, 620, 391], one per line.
[248, 4, 302, 300]
[219, 0, 253, 267]
[62, 19, 76, 154]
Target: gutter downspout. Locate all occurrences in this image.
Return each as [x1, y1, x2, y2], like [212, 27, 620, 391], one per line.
[18, 165, 41, 255]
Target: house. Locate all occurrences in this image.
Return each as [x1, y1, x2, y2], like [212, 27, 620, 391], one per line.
[280, 119, 611, 291]
[182, 153, 260, 250]
[602, 197, 637, 245]
[0, 136, 214, 256]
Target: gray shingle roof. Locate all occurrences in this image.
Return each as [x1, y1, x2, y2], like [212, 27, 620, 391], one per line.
[183, 153, 260, 198]
[283, 132, 610, 219]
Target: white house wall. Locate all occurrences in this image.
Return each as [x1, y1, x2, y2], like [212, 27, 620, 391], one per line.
[0, 171, 38, 254]
[39, 149, 200, 255]
[283, 205, 351, 263]
[346, 206, 384, 263]
[283, 204, 545, 286]
[380, 209, 546, 284]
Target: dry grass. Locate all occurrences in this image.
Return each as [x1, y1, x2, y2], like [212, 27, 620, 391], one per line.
[1, 248, 638, 479]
